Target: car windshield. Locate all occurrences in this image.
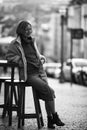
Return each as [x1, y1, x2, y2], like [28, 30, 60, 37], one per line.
[74, 61, 87, 67]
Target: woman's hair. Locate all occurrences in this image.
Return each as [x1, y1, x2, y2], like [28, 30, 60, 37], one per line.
[16, 20, 32, 36]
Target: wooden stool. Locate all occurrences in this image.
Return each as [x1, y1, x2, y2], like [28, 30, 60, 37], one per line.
[18, 81, 44, 129]
[0, 60, 19, 124]
[0, 60, 19, 118]
[4, 80, 19, 126]
[5, 80, 44, 129]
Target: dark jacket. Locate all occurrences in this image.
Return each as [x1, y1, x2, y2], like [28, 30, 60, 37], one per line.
[6, 37, 27, 81]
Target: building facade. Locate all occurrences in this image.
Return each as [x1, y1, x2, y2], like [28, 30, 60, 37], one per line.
[68, 1, 87, 59]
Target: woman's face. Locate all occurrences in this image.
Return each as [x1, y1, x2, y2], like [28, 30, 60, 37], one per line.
[24, 24, 32, 38]
[20, 25, 33, 43]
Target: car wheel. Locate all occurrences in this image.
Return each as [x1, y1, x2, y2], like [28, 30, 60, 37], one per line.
[74, 72, 83, 85]
[82, 72, 87, 86]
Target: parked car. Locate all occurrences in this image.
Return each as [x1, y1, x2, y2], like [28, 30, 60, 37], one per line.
[63, 58, 87, 84]
[43, 62, 61, 78]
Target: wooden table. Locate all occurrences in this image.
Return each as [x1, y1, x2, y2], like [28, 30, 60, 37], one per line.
[0, 60, 18, 81]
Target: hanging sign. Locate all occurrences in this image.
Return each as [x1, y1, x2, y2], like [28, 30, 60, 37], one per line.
[84, 31, 87, 37]
[71, 29, 83, 39]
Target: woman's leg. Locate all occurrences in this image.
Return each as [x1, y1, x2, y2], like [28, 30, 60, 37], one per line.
[39, 74, 65, 127]
[27, 75, 55, 101]
[39, 73, 56, 115]
[45, 99, 55, 116]
[27, 75, 65, 127]
[45, 98, 65, 127]
[45, 99, 56, 129]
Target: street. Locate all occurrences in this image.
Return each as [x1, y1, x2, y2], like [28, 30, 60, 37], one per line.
[0, 78, 87, 130]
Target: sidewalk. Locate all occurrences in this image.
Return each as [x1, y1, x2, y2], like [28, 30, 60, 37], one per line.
[0, 78, 87, 130]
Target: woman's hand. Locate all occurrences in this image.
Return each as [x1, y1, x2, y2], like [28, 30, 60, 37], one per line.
[40, 55, 46, 64]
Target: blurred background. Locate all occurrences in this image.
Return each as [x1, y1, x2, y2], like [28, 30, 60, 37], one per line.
[0, 0, 87, 85]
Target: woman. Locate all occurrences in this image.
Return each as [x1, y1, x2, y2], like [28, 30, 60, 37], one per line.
[6, 20, 65, 129]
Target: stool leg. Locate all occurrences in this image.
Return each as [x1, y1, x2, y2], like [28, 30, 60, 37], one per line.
[18, 85, 22, 128]
[13, 86, 18, 106]
[17, 85, 20, 116]
[2, 82, 9, 118]
[8, 84, 13, 126]
[13, 85, 19, 117]
[22, 86, 25, 126]
[2, 82, 6, 118]
[32, 88, 44, 129]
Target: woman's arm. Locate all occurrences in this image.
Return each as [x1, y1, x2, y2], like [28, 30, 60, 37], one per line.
[34, 40, 46, 64]
[6, 42, 23, 67]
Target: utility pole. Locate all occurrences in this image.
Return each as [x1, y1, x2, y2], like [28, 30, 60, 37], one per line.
[59, 15, 65, 83]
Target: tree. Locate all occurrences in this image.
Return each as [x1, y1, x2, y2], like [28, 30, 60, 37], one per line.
[70, 0, 87, 5]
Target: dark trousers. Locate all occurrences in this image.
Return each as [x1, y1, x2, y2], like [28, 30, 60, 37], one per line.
[27, 72, 55, 101]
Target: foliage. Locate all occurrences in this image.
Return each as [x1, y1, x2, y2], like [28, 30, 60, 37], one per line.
[70, 0, 87, 5]
[0, 3, 49, 37]
[0, 4, 35, 36]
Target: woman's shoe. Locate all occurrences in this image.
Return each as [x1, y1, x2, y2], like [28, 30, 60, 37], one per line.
[47, 116, 55, 129]
[52, 112, 65, 126]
